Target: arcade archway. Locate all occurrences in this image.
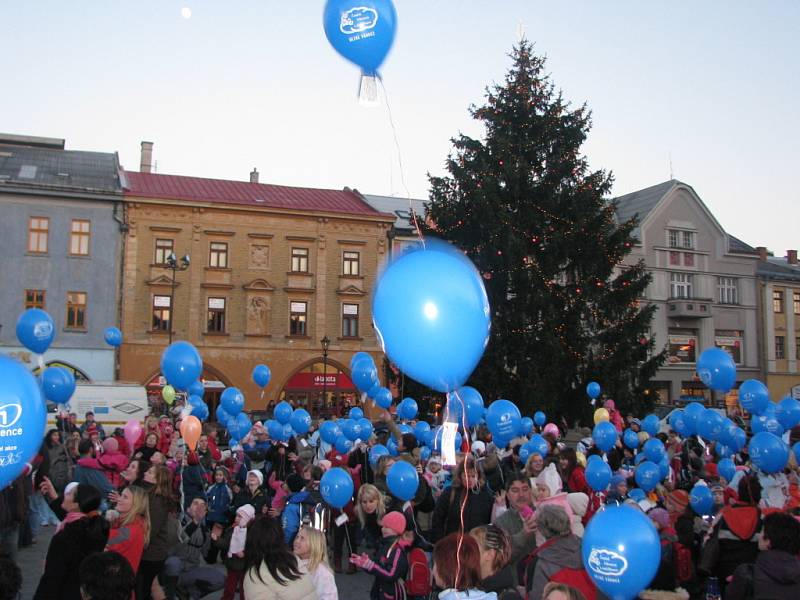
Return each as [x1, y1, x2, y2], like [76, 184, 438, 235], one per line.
[277, 358, 357, 418]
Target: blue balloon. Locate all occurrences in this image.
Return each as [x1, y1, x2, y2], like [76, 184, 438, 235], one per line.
[635, 453, 647, 466]
[420, 446, 431, 461]
[718, 457, 736, 482]
[586, 459, 612, 492]
[519, 417, 534, 437]
[534, 411, 546, 427]
[351, 356, 379, 393]
[349, 406, 364, 421]
[696, 409, 725, 441]
[431, 426, 462, 454]
[215, 404, 231, 425]
[320, 467, 354, 509]
[623, 429, 640, 449]
[160, 341, 203, 391]
[583, 505, 660, 600]
[228, 412, 252, 440]
[628, 488, 646, 502]
[398, 397, 418, 421]
[528, 434, 549, 458]
[730, 427, 747, 452]
[696, 347, 737, 392]
[739, 379, 769, 415]
[358, 418, 373, 440]
[716, 444, 734, 458]
[372, 239, 491, 393]
[103, 326, 122, 347]
[793, 442, 800, 464]
[642, 414, 659, 437]
[274, 401, 293, 425]
[749, 431, 789, 473]
[386, 437, 398, 456]
[387, 460, 419, 501]
[290, 408, 312, 435]
[683, 402, 705, 434]
[320, 420, 340, 444]
[486, 399, 522, 440]
[397, 423, 413, 435]
[267, 419, 283, 440]
[586, 381, 601, 399]
[191, 400, 209, 421]
[592, 421, 618, 453]
[350, 352, 373, 371]
[643, 438, 666, 463]
[252, 364, 271, 388]
[776, 397, 800, 430]
[335, 435, 354, 454]
[188, 394, 204, 410]
[690, 484, 714, 516]
[342, 419, 362, 441]
[220, 387, 245, 417]
[188, 380, 205, 399]
[40, 366, 76, 404]
[370, 386, 391, 409]
[0, 356, 47, 491]
[635, 461, 662, 492]
[421, 429, 434, 448]
[751, 413, 784, 437]
[281, 423, 294, 441]
[414, 421, 431, 439]
[369, 444, 389, 467]
[15, 308, 55, 354]
[658, 458, 671, 480]
[458, 386, 485, 427]
[323, 0, 397, 75]
[669, 409, 692, 437]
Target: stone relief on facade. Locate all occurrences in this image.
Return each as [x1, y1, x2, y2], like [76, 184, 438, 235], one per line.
[250, 244, 270, 270]
[247, 296, 269, 334]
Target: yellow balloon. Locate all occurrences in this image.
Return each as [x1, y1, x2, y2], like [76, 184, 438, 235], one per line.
[162, 384, 176, 405]
[593, 408, 609, 425]
[576, 451, 587, 468]
[637, 431, 650, 444]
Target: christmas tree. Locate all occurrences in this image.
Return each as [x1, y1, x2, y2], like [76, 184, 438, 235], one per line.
[425, 40, 666, 422]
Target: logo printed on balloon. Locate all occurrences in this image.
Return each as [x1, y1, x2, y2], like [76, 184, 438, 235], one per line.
[34, 320, 53, 341]
[0, 403, 23, 428]
[340, 7, 378, 35]
[587, 548, 629, 577]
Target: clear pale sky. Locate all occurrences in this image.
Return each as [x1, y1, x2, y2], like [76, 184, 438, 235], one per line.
[1, 1, 797, 254]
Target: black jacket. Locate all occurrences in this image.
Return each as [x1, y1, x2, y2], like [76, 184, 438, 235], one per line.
[727, 549, 800, 600]
[431, 485, 494, 542]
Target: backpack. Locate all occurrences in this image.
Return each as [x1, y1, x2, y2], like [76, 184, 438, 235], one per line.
[404, 547, 431, 597]
[672, 540, 694, 585]
[548, 568, 597, 600]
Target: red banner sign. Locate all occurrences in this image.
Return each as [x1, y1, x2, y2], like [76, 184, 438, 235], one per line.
[285, 372, 354, 390]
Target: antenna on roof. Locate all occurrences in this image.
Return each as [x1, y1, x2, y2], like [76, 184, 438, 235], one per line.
[669, 152, 674, 180]
[517, 20, 526, 42]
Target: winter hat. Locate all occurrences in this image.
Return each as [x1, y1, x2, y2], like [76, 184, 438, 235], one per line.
[236, 504, 256, 524]
[286, 473, 305, 493]
[102, 438, 118, 454]
[666, 490, 690, 514]
[381, 511, 407, 536]
[648, 507, 670, 529]
[247, 469, 264, 486]
[567, 492, 589, 517]
[64, 482, 79, 497]
[472, 441, 486, 456]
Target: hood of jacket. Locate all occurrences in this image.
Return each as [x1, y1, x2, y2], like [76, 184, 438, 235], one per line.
[538, 533, 584, 569]
[721, 504, 760, 540]
[757, 549, 800, 585]
[288, 490, 310, 504]
[438, 590, 498, 600]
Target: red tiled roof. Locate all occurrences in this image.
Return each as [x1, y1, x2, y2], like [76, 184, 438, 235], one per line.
[123, 170, 387, 217]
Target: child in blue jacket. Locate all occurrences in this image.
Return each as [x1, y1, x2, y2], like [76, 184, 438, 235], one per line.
[207, 467, 233, 526]
[281, 473, 309, 545]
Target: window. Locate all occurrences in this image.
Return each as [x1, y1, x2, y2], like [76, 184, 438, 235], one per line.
[289, 301, 307, 336]
[154, 239, 174, 265]
[775, 336, 785, 360]
[28, 217, 49, 253]
[794, 292, 800, 315]
[667, 329, 697, 364]
[24, 289, 45, 309]
[670, 272, 693, 298]
[682, 231, 695, 249]
[342, 303, 359, 337]
[343, 251, 360, 276]
[291, 247, 309, 272]
[683, 252, 694, 267]
[66, 292, 87, 329]
[718, 277, 738, 305]
[715, 330, 743, 364]
[69, 219, 90, 255]
[667, 229, 694, 249]
[773, 290, 784, 313]
[152, 295, 171, 331]
[668, 230, 679, 248]
[207, 298, 226, 333]
[669, 251, 680, 265]
[209, 242, 228, 268]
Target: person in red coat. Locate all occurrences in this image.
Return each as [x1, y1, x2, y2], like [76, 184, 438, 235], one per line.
[558, 448, 589, 495]
[604, 399, 625, 432]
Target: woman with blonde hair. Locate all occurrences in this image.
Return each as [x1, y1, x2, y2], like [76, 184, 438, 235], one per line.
[356, 483, 386, 551]
[106, 484, 151, 574]
[470, 524, 521, 599]
[293, 525, 337, 600]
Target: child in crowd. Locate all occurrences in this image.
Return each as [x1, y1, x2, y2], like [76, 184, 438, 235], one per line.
[214, 503, 255, 600]
[350, 511, 409, 600]
[268, 470, 289, 514]
[281, 473, 309, 545]
[294, 525, 338, 600]
[424, 456, 448, 500]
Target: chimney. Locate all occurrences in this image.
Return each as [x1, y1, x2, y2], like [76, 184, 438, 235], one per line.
[140, 141, 153, 173]
[756, 246, 768, 262]
[250, 168, 259, 184]
[788, 250, 798, 265]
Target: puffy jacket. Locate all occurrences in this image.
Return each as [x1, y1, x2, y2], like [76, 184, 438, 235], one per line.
[77, 451, 128, 489]
[726, 549, 800, 600]
[206, 482, 233, 524]
[106, 516, 147, 573]
[364, 536, 408, 600]
[282, 490, 310, 545]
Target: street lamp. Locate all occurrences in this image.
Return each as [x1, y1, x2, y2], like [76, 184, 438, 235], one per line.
[320, 335, 330, 416]
[166, 252, 190, 344]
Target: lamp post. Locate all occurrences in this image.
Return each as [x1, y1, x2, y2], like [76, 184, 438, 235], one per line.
[320, 335, 330, 417]
[166, 252, 190, 345]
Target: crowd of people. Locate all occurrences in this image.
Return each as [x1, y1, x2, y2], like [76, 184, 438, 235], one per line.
[1, 399, 800, 600]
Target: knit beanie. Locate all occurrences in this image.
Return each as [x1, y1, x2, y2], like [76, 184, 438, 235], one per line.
[286, 473, 305, 493]
[381, 511, 407, 536]
[247, 469, 264, 486]
[648, 507, 670, 529]
[237, 504, 256, 524]
[666, 489, 690, 514]
[102, 438, 118, 454]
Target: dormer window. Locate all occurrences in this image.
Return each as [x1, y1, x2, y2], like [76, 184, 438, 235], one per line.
[667, 229, 694, 249]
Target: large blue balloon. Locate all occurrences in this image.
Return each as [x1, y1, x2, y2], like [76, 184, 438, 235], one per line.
[160, 341, 203, 391]
[0, 356, 47, 491]
[323, 0, 397, 75]
[696, 409, 725, 441]
[669, 410, 692, 437]
[15, 308, 55, 354]
[534, 411, 546, 427]
[342, 419, 362, 441]
[188, 379, 205, 399]
[696, 347, 736, 392]
[104, 327, 123, 347]
[690, 484, 714, 516]
[398, 397, 418, 420]
[41, 366, 76, 405]
[718, 457, 736, 483]
[593, 421, 618, 453]
[641, 414, 659, 437]
[582, 504, 660, 600]
[215, 404, 231, 425]
[350, 352, 373, 371]
[372, 239, 491, 393]
[190, 399, 209, 421]
[739, 379, 769, 415]
[623, 429, 640, 449]
[320, 467, 354, 509]
[643, 438, 665, 463]
[351, 356, 379, 393]
[369, 444, 389, 466]
[414, 421, 431, 439]
[635, 461, 661, 492]
[267, 419, 283, 440]
[348, 406, 364, 421]
[252, 364, 271, 388]
[486, 399, 521, 440]
[586, 381, 601, 399]
[458, 386, 485, 427]
[228, 412, 252, 441]
[387, 460, 419, 501]
[519, 417, 534, 437]
[290, 408, 312, 435]
[358, 418, 373, 440]
[335, 435, 354, 454]
[751, 412, 784, 437]
[274, 401, 293, 425]
[683, 402, 705, 433]
[586, 459, 612, 492]
[220, 387, 245, 416]
[319, 420, 341, 444]
[749, 431, 789, 473]
[776, 396, 800, 430]
[372, 386, 393, 409]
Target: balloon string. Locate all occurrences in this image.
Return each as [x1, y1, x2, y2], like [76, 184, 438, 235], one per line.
[377, 75, 425, 249]
[443, 388, 472, 590]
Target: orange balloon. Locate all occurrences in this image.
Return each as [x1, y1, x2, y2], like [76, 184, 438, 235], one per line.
[181, 415, 202, 452]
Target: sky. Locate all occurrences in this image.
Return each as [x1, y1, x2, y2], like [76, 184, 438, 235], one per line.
[1, 1, 798, 254]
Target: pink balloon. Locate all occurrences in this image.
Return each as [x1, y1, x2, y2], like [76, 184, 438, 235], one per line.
[543, 423, 560, 438]
[124, 419, 142, 451]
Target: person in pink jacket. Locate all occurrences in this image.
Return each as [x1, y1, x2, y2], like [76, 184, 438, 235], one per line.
[77, 438, 129, 489]
[604, 399, 625, 432]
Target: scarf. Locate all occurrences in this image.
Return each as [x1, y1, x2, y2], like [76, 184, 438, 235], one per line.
[56, 509, 99, 533]
[228, 524, 249, 557]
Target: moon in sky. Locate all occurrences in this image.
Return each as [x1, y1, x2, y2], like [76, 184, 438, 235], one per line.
[181, 7, 192, 19]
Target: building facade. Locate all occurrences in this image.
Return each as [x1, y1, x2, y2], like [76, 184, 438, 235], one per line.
[0, 134, 123, 381]
[616, 180, 761, 406]
[756, 248, 800, 400]
[119, 154, 395, 417]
